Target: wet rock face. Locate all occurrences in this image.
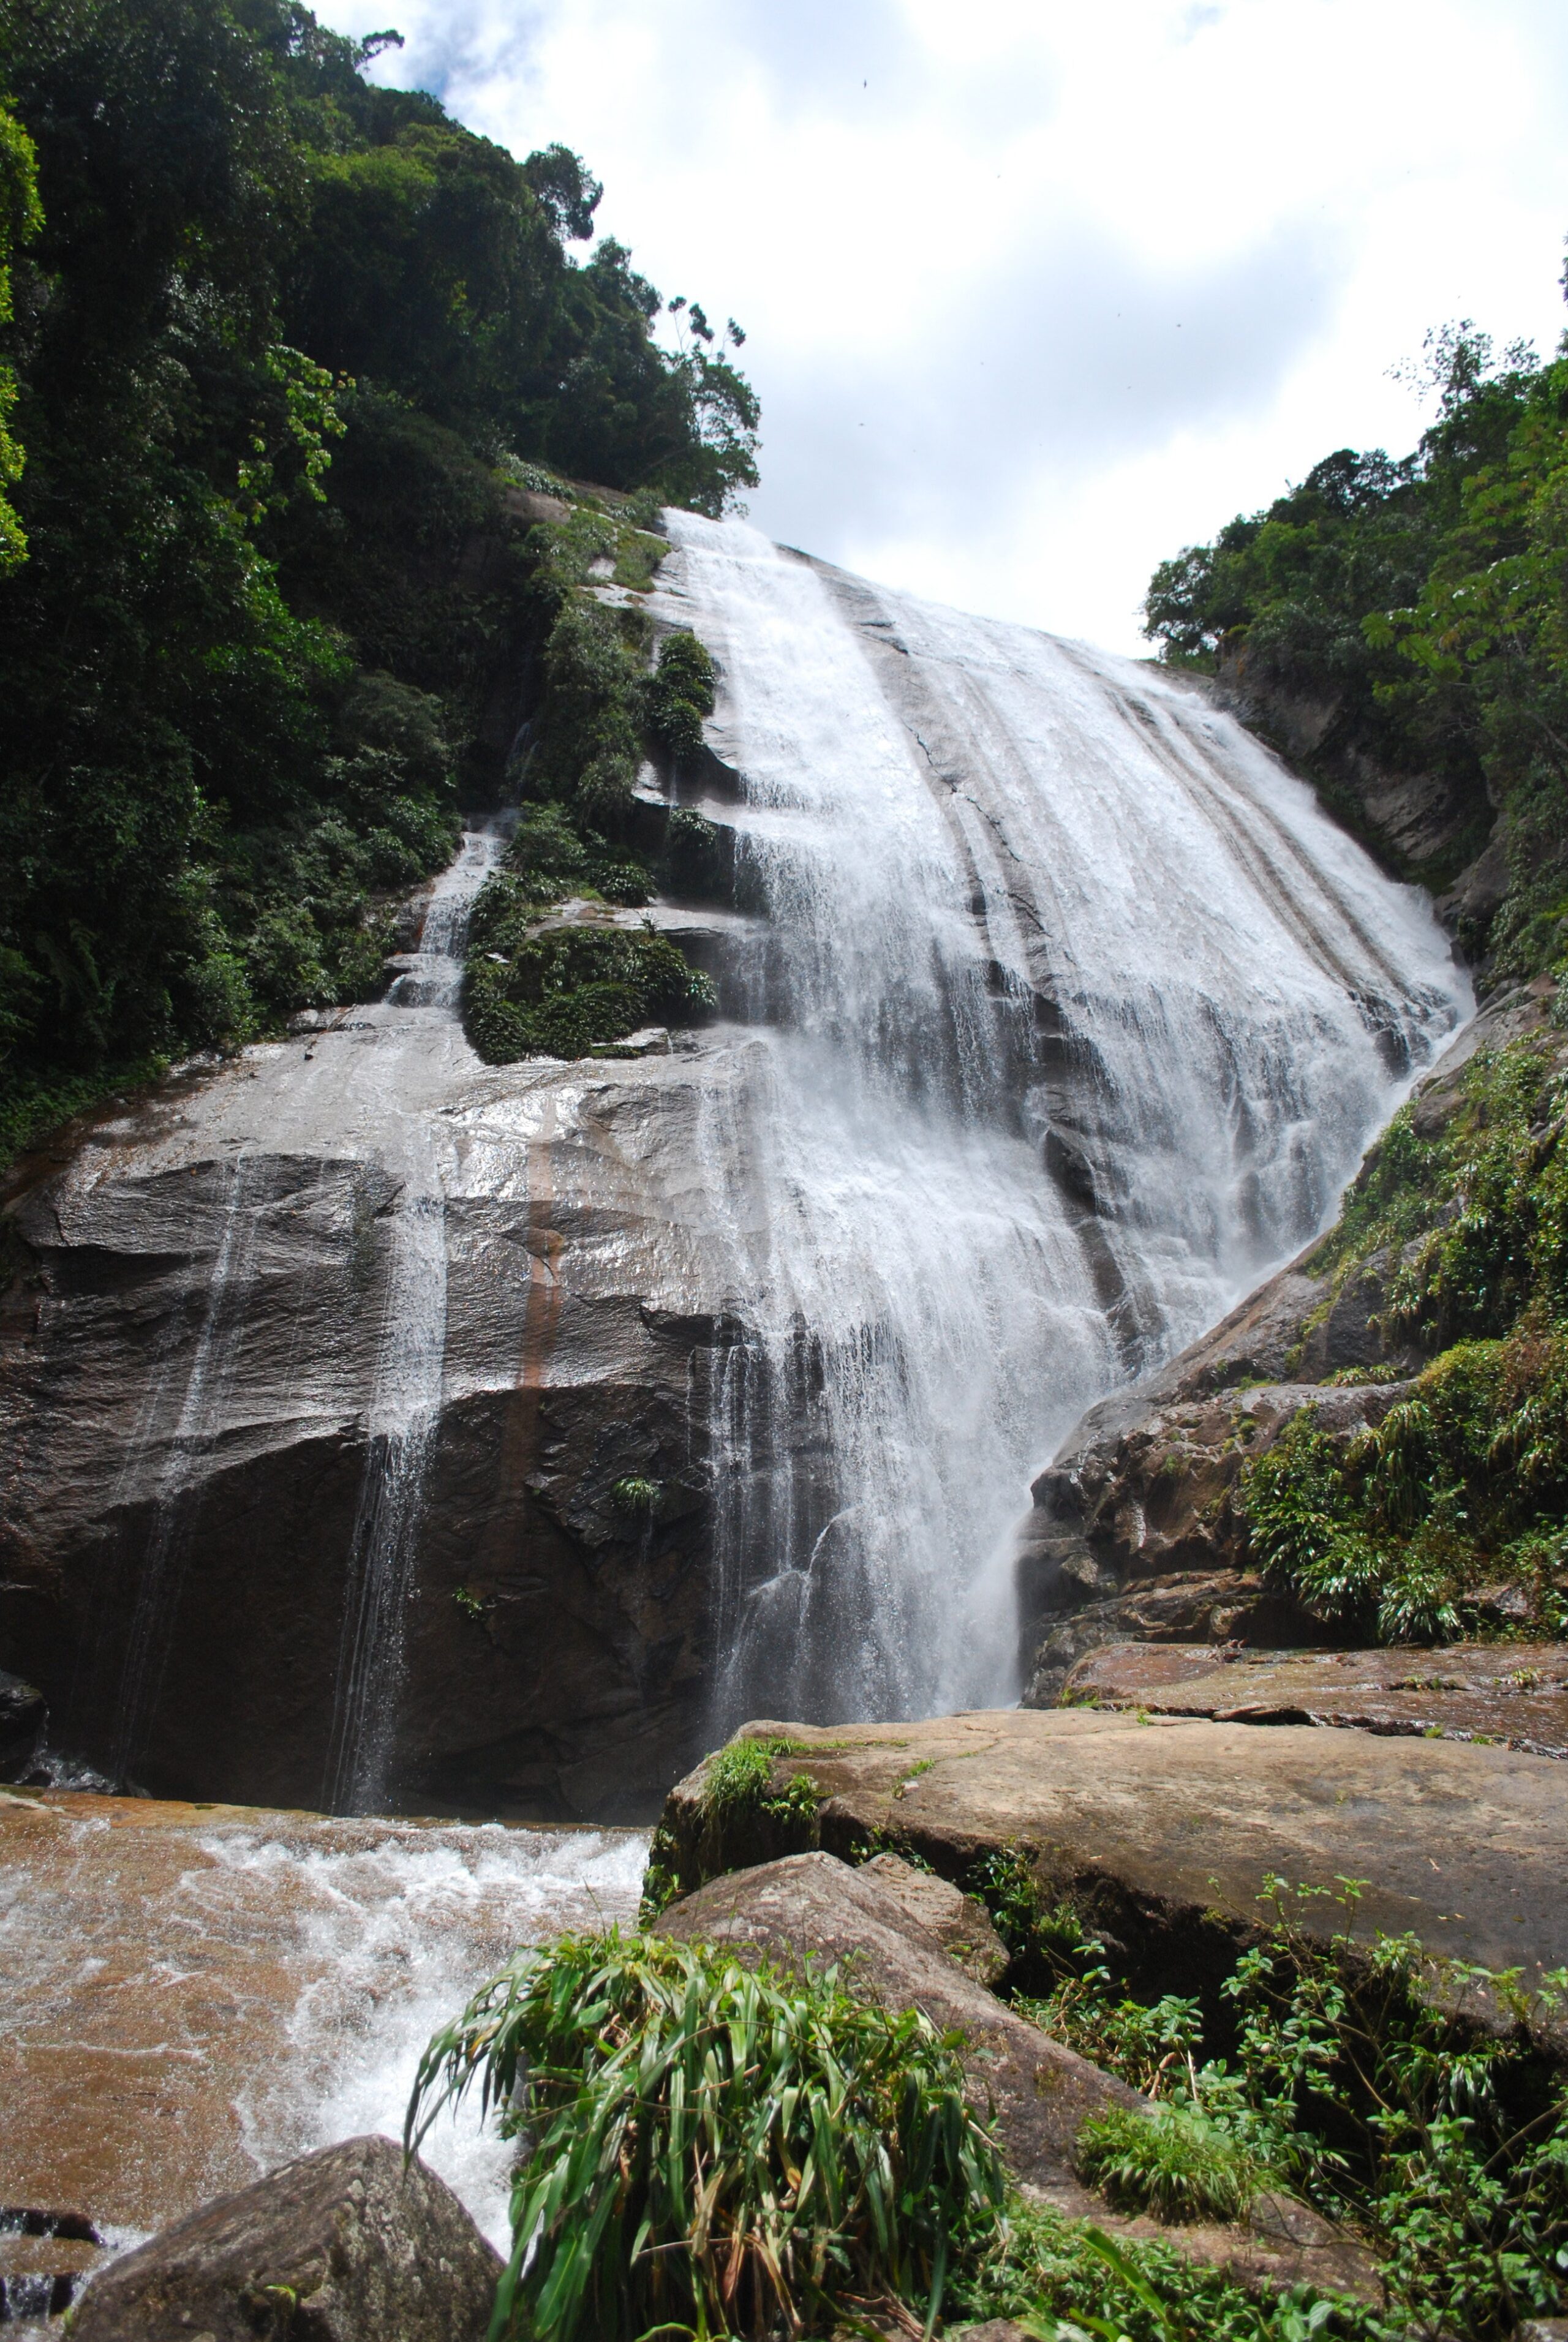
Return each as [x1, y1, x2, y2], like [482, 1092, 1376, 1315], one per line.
[1016, 981, 1562, 1701]
[69, 2136, 500, 2342]
[0, 1037, 771, 1821]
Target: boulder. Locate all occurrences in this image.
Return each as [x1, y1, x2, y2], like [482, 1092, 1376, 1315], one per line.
[657, 1711, 1568, 2025]
[69, 2136, 500, 2342]
[1060, 1640, 1568, 1758]
[661, 1850, 1140, 2203]
[859, 1851, 1008, 1987]
[660, 1851, 1377, 2299]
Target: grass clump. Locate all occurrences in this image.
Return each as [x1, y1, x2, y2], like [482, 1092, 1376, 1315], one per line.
[406, 1927, 1004, 2342]
[1076, 2101, 1270, 2226]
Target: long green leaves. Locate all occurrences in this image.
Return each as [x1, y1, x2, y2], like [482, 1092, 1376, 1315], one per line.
[406, 1926, 1005, 2342]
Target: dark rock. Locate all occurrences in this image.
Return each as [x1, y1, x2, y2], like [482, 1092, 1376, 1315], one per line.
[69, 2135, 500, 2342]
[660, 1849, 1142, 2205]
[0, 1671, 45, 1777]
[1023, 1573, 1322, 1708]
[1060, 1640, 1568, 1758]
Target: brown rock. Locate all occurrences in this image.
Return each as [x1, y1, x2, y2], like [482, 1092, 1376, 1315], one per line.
[70, 2136, 500, 2342]
[859, 1851, 1009, 1987]
[1061, 1640, 1568, 1758]
[657, 1711, 1568, 2024]
[659, 1848, 1142, 2206]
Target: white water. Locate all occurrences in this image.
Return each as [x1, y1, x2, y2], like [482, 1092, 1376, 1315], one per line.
[648, 514, 1469, 1729]
[0, 1801, 645, 2261]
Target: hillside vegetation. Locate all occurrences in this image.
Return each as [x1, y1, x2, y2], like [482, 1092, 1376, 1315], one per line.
[1145, 301, 1568, 976]
[0, 0, 756, 1161]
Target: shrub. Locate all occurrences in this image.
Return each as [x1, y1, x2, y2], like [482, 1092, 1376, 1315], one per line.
[647, 628, 717, 759]
[406, 1928, 1005, 2342]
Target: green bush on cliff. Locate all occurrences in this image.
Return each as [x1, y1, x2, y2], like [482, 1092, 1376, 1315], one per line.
[1144, 306, 1568, 958]
[407, 1926, 1004, 2342]
[463, 919, 714, 1063]
[1236, 1034, 1568, 1638]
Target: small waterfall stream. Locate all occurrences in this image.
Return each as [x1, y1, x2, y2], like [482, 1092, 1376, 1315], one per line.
[322, 827, 504, 1813]
[647, 515, 1469, 1731]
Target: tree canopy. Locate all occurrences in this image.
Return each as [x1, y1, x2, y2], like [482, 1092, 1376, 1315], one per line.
[0, 0, 758, 1155]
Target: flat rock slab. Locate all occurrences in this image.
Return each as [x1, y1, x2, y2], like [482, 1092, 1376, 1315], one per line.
[1064, 1641, 1568, 1759]
[0, 1788, 643, 2239]
[660, 1710, 1568, 2013]
[70, 2135, 499, 2342]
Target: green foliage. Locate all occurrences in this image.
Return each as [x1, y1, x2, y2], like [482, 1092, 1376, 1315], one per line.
[462, 917, 713, 1063]
[0, 0, 756, 1161]
[1019, 1879, 1568, 2338]
[1076, 2102, 1271, 2226]
[1144, 314, 1568, 933]
[647, 627, 717, 759]
[1238, 1036, 1568, 1638]
[405, 1926, 1004, 2342]
[951, 2200, 1361, 2342]
[0, 91, 40, 569]
[700, 1734, 820, 1832]
[609, 1475, 660, 1513]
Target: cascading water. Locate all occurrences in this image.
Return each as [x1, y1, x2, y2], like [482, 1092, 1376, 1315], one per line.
[323, 826, 504, 1813]
[646, 514, 1469, 1733]
[110, 1154, 262, 1785]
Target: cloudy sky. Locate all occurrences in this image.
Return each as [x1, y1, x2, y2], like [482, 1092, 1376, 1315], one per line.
[318, 0, 1568, 655]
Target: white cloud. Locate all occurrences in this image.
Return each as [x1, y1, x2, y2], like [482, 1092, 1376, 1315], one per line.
[316, 0, 1568, 652]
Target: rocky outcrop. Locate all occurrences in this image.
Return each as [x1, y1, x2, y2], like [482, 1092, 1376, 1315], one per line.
[0, 1028, 777, 1820]
[69, 2136, 500, 2342]
[1211, 643, 1488, 894]
[655, 1712, 1568, 2025]
[658, 1850, 1376, 2300]
[1060, 1640, 1568, 1758]
[1017, 977, 1566, 1698]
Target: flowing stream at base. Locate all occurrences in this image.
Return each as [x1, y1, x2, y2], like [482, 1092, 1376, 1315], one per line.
[0, 1796, 647, 2264]
[645, 516, 1469, 1728]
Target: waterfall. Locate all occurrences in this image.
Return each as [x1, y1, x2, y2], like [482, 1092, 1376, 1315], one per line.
[322, 827, 503, 1813]
[111, 1153, 261, 1785]
[648, 515, 1469, 1733]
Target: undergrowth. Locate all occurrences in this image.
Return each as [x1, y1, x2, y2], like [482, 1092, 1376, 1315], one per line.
[1010, 1872, 1568, 2338]
[407, 1927, 1003, 2342]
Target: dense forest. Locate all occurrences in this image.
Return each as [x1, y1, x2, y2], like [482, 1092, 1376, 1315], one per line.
[1144, 303, 1568, 982]
[0, 0, 758, 1159]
